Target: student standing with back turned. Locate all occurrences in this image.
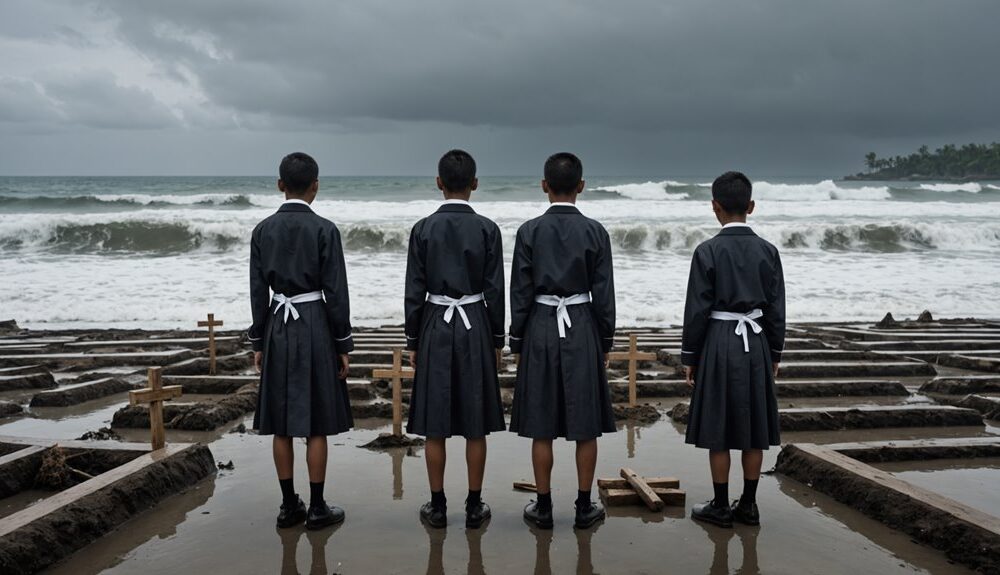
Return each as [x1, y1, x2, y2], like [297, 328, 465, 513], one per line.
[404, 149, 506, 529]
[248, 152, 355, 531]
[509, 152, 617, 530]
[682, 171, 785, 528]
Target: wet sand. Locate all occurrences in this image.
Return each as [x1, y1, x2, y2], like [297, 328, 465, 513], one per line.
[18, 403, 987, 575]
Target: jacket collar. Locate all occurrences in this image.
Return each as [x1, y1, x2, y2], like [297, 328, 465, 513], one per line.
[718, 225, 756, 236]
[545, 203, 581, 215]
[436, 199, 475, 214]
[278, 199, 313, 213]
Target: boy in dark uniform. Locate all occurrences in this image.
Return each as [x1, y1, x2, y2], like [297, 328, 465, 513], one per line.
[248, 152, 355, 530]
[509, 152, 616, 530]
[404, 149, 506, 529]
[682, 171, 785, 528]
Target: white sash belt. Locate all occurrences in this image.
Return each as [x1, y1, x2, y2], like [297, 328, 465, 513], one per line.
[535, 293, 591, 338]
[710, 309, 763, 353]
[427, 293, 485, 330]
[273, 291, 324, 323]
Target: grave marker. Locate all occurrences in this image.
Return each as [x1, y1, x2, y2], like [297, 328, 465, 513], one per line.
[128, 367, 182, 450]
[608, 334, 657, 406]
[197, 313, 224, 374]
[371, 349, 414, 436]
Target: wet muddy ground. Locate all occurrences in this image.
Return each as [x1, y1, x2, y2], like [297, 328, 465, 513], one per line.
[10, 407, 988, 575]
[872, 457, 1000, 516]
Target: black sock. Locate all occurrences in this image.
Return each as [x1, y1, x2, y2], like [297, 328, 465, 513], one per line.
[536, 492, 552, 512]
[309, 481, 324, 508]
[431, 490, 447, 510]
[712, 482, 729, 507]
[466, 489, 482, 510]
[279, 478, 296, 505]
[742, 479, 759, 504]
[576, 490, 591, 509]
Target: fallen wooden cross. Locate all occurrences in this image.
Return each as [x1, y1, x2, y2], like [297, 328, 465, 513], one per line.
[197, 313, 224, 375]
[371, 349, 415, 437]
[607, 334, 657, 406]
[598, 467, 685, 510]
[128, 367, 182, 450]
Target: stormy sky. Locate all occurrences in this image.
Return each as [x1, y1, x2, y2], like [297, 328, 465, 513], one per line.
[0, 0, 998, 176]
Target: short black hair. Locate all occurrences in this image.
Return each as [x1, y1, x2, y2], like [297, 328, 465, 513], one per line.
[438, 149, 477, 192]
[544, 152, 583, 195]
[712, 171, 752, 213]
[279, 152, 319, 194]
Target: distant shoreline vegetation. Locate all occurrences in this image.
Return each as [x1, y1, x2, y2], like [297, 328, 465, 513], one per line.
[845, 143, 1000, 181]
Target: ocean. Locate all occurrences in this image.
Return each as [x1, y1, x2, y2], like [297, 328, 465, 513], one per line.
[2, 176, 999, 330]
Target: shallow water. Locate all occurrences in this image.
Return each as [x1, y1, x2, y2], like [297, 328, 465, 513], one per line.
[873, 458, 1000, 516]
[29, 412, 990, 575]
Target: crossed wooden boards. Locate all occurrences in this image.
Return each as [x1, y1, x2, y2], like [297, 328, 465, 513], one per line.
[599, 467, 686, 510]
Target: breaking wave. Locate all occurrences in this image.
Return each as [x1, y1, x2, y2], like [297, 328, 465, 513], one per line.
[754, 180, 891, 201]
[0, 193, 255, 211]
[590, 181, 691, 200]
[918, 183, 982, 193]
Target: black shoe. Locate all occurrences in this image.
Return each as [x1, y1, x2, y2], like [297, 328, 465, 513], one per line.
[523, 500, 554, 530]
[305, 501, 345, 530]
[420, 501, 448, 529]
[277, 496, 307, 529]
[574, 501, 606, 529]
[732, 499, 760, 526]
[465, 501, 491, 529]
[692, 500, 733, 528]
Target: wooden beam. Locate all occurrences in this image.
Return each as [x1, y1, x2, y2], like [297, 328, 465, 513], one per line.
[129, 386, 182, 405]
[599, 487, 686, 507]
[620, 467, 665, 511]
[607, 334, 657, 407]
[597, 477, 679, 490]
[372, 349, 414, 437]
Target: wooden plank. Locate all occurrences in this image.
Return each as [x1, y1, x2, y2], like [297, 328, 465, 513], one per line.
[619, 467, 664, 511]
[599, 487, 686, 507]
[513, 481, 537, 492]
[597, 477, 679, 490]
[0, 443, 192, 537]
[129, 385, 183, 404]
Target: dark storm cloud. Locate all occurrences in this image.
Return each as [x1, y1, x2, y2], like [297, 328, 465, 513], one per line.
[96, 0, 1000, 136]
[0, 0, 999, 175]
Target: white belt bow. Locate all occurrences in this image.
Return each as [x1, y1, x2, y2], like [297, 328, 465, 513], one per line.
[427, 293, 485, 330]
[273, 291, 324, 323]
[710, 309, 763, 352]
[535, 293, 591, 338]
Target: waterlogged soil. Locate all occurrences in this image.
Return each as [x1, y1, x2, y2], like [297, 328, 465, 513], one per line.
[872, 457, 1000, 517]
[39, 411, 988, 575]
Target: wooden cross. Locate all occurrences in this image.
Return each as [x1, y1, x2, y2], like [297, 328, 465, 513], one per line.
[597, 467, 685, 510]
[197, 313, 224, 375]
[128, 367, 183, 450]
[371, 349, 414, 436]
[607, 334, 657, 406]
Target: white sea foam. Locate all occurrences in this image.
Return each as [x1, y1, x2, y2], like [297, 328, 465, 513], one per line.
[754, 180, 891, 201]
[918, 183, 982, 193]
[590, 181, 689, 200]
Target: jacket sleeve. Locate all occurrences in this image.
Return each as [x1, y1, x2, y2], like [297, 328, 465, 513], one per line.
[681, 244, 714, 367]
[321, 224, 354, 354]
[591, 228, 616, 353]
[484, 223, 506, 349]
[761, 249, 786, 364]
[508, 227, 533, 354]
[247, 227, 270, 352]
[403, 222, 426, 352]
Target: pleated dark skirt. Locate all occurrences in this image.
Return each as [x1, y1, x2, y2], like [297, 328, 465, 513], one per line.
[407, 302, 506, 439]
[685, 320, 780, 450]
[509, 304, 616, 441]
[254, 300, 353, 437]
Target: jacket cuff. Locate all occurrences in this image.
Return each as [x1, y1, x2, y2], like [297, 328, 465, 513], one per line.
[405, 335, 419, 352]
[509, 335, 523, 354]
[493, 333, 506, 350]
[333, 333, 354, 355]
[680, 350, 699, 367]
[247, 330, 264, 352]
